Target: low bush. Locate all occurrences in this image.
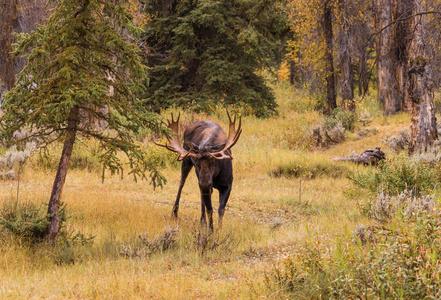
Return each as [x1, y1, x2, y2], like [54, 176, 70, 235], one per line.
[351, 154, 436, 196]
[359, 190, 436, 223]
[119, 227, 179, 258]
[270, 158, 352, 179]
[325, 107, 358, 132]
[382, 130, 410, 152]
[0, 199, 93, 246]
[266, 206, 441, 299]
[271, 111, 323, 150]
[358, 110, 373, 126]
[190, 227, 237, 256]
[0, 200, 50, 242]
[308, 122, 346, 148]
[0, 142, 37, 180]
[354, 127, 378, 140]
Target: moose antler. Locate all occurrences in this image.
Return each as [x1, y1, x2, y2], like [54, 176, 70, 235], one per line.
[210, 110, 242, 160]
[154, 113, 198, 161]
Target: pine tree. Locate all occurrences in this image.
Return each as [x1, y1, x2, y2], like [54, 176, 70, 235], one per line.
[140, 0, 287, 117]
[1, 0, 166, 244]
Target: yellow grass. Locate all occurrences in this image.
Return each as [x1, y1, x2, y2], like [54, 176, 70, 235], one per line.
[0, 86, 414, 299]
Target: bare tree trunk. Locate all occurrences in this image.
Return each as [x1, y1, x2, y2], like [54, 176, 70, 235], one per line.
[394, 0, 412, 111]
[289, 59, 297, 86]
[323, 0, 337, 114]
[0, 0, 17, 95]
[340, 28, 354, 111]
[408, 1, 437, 154]
[352, 16, 370, 97]
[357, 25, 369, 96]
[338, 0, 355, 111]
[375, 0, 401, 115]
[46, 106, 80, 244]
[0, 0, 47, 104]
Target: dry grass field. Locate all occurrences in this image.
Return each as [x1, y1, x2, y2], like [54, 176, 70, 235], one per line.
[0, 85, 428, 299]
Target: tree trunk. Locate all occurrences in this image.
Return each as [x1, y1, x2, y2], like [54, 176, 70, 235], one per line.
[338, 0, 354, 111]
[289, 59, 297, 86]
[46, 106, 80, 244]
[357, 22, 370, 96]
[0, 0, 47, 104]
[408, 1, 437, 154]
[394, 0, 412, 111]
[0, 0, 17, 96]
[323, 0, 337, 114]
[375, 0, 401, 115]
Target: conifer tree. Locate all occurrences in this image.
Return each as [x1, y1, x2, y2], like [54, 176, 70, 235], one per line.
[140, 0, 287, 117]
[1, 0, 166, 244]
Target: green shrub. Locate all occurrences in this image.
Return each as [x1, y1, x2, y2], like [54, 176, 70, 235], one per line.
[266, 212, 441, 299]
[273, 110, 323, 150]
[332, 214, 441, 299]
[0, 200, 50, 242]
[265, 239, 333, 299]
[270, 159, 352, 179]
[358, 190, 436, 223]
[324, 107, 358, 132]
[351, 155, 436, 196]
[382, 130, 410, 152]
[0, 200, 93, 246]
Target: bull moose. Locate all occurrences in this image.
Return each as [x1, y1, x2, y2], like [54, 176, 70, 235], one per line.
[155, 111, 242, 231]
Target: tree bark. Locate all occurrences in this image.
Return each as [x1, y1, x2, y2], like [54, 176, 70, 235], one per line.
[289, 59, 297, 86]
[375, 0, 401, 115]
[46, 106, 80, 244]
[333, 147, 386, 165]
[394, 0, 412, 111]
[338, 0, 355, 111]
[408, 0, 437, 154]
[323, 0, 337, 114]
[0, 0, 17, 96]
[356, 22, 370, 96]
[0, 0, 47, 104]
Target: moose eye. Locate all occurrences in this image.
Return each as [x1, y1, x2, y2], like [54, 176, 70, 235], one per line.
[184, 140, 199, 152]
[211, 143, 226, 152]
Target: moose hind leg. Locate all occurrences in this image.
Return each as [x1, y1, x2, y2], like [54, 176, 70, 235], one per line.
[172, 159, 193, 218]
[218, 185, 232, 229]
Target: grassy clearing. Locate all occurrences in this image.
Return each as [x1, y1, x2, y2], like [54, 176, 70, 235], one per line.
[0, 84, 436, 299]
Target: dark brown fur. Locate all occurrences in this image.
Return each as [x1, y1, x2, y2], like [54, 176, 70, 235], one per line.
[173, 121, 233, 231]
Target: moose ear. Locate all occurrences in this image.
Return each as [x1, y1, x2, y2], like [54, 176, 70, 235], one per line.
[184, 140, 199, 152]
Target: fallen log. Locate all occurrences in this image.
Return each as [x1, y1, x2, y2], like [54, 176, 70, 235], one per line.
[332, 147, 385, 165]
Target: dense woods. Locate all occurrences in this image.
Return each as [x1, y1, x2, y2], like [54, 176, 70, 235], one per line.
[2, 0, 441, 124]
[2, 0, 441, 298]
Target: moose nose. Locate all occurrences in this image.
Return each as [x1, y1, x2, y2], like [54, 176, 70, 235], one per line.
[199, 175, 212, 194]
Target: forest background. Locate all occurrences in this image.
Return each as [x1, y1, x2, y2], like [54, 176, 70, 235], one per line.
[1, 0, 441, 298]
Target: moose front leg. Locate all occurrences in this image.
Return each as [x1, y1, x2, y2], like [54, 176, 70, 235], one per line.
[217, 185, 232, 229]
[172, 159, 193, 218]
[200, 189, 214, 231]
